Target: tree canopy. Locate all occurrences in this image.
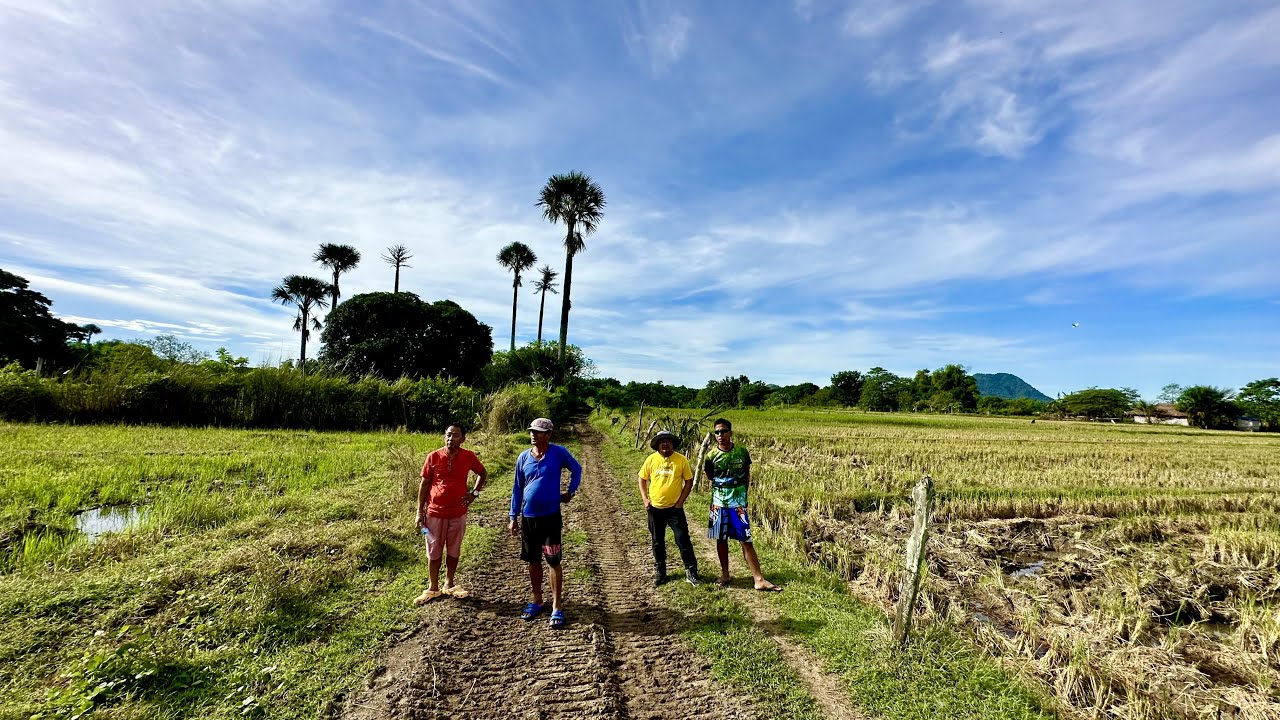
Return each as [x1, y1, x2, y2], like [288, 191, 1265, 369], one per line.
[319, 292, 492, 384]
[1175, 385, 1238, 429]
[1057, 388, 1131, 419]
[1236, 378, 1280, 430]
[0, 269, 80, 369]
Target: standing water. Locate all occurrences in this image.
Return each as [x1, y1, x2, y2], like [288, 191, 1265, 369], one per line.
[75, 506, 144, 542]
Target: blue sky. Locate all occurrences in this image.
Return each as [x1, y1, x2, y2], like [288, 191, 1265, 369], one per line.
[1, 0, 1277, 399]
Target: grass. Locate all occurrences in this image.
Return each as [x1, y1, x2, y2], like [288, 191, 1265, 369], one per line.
[0, 422, 523, 720]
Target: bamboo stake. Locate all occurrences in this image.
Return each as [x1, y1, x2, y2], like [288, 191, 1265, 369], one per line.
[691, 431, 713, 491]
[893, 473, 936, 647]
[634, 402, 645, 449]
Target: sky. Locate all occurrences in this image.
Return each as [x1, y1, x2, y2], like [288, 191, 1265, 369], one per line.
[1, 0, 1277, 399]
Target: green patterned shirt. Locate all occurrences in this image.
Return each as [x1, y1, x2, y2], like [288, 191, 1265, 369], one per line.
[705, 444, 751, 508]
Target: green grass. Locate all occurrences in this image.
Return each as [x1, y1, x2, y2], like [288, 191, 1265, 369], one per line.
[0, 422, 523, 720]
[594, 413, 1058, 720]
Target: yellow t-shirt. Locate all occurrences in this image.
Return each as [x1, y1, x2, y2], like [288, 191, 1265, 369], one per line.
[639, 451, 693, 508]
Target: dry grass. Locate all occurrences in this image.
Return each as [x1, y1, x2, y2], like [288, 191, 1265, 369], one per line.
[700, 409, 1280, 720]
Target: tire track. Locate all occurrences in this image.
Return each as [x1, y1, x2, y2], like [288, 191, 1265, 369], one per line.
[337, 426, 750, 720]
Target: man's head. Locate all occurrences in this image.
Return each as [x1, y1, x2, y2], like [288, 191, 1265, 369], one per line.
[712, 418, 732, 449]
[444, 424, 466, 451]
[528, 417, 554, 447]
[650, 430, 679, 458]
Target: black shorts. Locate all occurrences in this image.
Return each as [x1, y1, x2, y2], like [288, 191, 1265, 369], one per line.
[519, 513, 563, 566]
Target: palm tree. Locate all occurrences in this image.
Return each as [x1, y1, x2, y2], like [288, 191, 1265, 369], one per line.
[381, 245, 413, 292]
[1175, 385, 1238, 429]
[531, 265, 559, 344]
[313, 243, 361, 309]
[77, 323, 102, 344]
[496, 242, 538, 352]
[271, 275, 331, 368]
[536, 171, 605, 363]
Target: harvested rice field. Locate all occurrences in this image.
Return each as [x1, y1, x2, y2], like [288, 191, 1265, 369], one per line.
[711, 409, 1280, 720]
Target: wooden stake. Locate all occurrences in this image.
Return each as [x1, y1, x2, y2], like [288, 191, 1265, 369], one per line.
[634, 402, 645, 449]
[893, 473, 935, 647]
[691, 431, 713, 491]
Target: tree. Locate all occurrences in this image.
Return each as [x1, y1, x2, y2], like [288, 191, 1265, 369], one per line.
[696, 375, 748, 408]
[859, 367, 906, 411]
[537, 171, 606, 364]
[319, 292, 492, 384]
[1236, 378, 1280, 431]
[930, 364, 979, 411]
[531, 265, 559, 344]
[0, 268, 79, 369]
[1058, 388, 1131, 419]
[767, 382, 820, 406]
[1176, 386, 1238, 429]
[737, 381, 772, 408]
[496, 242, 537, 352]
[480, 342, 589, 390]
[271, 275, 331, 368]
[830, 370, 864, 406]
[1157, 383, 1184, 405]
[314, 243, 361, 309]
[141, 335, 208, 364]
[381, 245, 413, 293]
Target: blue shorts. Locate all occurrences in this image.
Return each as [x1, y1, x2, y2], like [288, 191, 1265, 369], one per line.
[708, 505, 752, 543]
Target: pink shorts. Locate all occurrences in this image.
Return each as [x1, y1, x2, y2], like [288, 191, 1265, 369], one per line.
[422, 514, 468, 560]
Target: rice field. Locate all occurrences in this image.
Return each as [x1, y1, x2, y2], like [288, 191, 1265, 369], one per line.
[709, 409, 1280, 720]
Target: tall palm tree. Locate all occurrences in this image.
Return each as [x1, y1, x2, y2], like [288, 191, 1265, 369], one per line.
[313, 243, 361, 309]
[496, 242, 537, 352]
[271, 275, 331, 368]
[536, 171, 605, 363]
[531, 264, 559, 344]
[381, 245, 413, 292]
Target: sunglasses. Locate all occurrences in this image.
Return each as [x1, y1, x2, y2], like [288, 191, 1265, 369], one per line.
[713, 429, 730, 435]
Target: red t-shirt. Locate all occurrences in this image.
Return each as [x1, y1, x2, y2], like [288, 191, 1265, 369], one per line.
[422, 448, 486, 519]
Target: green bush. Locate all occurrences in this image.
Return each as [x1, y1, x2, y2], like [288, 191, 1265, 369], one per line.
[485, 384, 551, 433]
[0, 363, 53, 420]
[1, 364, 481, 432]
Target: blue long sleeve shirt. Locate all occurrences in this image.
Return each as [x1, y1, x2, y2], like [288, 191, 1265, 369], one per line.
[509, 444, 582, 519]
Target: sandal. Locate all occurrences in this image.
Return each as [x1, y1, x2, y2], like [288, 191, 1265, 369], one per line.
[520, 602, 544, 620]
[413, 589, 443, 606]
[442, 585, 470, 599]
[549, 609, 566, 629]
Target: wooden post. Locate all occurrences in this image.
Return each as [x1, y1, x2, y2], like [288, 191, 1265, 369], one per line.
[893, 474, 936, 647]
[691, 431, 713, 491]
[634, 403, 645, 449]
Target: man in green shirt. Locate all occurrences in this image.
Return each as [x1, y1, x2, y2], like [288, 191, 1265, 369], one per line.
[704, 418, 781, 591]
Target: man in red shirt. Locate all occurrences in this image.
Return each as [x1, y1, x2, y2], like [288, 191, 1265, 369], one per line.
[414, 424, 488, 604]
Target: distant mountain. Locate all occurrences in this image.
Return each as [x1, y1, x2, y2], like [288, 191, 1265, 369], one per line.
[973, 373, 1052, 402]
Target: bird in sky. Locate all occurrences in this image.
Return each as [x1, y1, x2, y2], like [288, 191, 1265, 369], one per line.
[1072, 323, 1080, 328]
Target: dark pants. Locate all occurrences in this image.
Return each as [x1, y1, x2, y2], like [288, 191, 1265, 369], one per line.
[647, 505, 697, 574]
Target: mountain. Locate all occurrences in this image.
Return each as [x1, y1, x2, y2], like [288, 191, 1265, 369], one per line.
[973, 373, 1052, 402]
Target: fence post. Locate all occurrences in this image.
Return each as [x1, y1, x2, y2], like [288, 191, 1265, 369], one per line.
[634, 403, 645, 449]
[691, 431, 713, 491]
[893, 473, 936, 647]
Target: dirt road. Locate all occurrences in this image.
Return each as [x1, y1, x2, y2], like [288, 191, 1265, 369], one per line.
[338, 425, 753, 720]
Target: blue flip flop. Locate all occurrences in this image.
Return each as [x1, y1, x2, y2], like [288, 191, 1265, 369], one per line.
[521, 602, 544, 621]
[549, 609, 566, 629]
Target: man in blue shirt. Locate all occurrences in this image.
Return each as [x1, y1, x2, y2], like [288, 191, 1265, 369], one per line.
[508, 417, 582, 629]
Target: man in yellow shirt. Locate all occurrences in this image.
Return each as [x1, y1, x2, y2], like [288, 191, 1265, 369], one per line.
[637, 430, 700, 586]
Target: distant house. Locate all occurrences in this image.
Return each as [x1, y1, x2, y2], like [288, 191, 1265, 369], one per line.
[1130, 404, 1189, 426]
[1236, 416, 1262, 432]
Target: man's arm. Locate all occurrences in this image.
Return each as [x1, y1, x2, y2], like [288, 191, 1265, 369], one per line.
[416, 459, 432, 527]
[564, 447, 583, 495]
[509, 456, 524, 520]
[675, 458, 694, 507]
[637, 461, 651, 508]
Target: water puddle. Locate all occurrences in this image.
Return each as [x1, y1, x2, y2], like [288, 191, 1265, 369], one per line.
[75, 506, 144, 542]
[1009, 560, 1046, 578]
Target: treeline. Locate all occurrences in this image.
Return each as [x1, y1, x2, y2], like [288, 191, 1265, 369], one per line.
[0, 338, 594, 431]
